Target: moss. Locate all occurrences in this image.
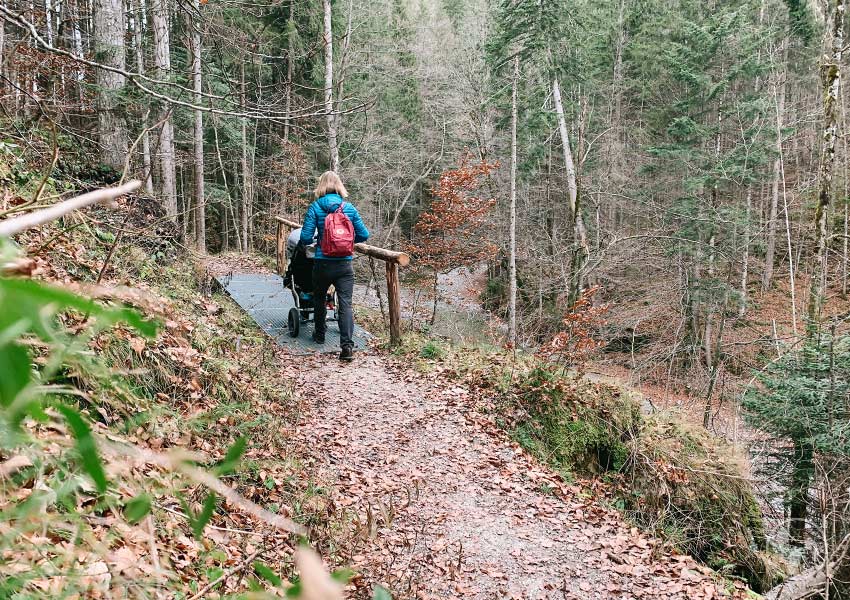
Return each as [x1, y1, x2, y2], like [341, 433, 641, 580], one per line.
[513, 367, 637, 475]
[628, 415, 782, 591]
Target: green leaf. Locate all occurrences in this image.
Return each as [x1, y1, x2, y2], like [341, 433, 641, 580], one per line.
[253, 561, 283, 587]
[0, 343, 30, 408]
[56, 404, 108, 493]
[94, 227, 116, 244]
[206, 567, 224, 584]
[215, 437, 247, 475]
[285, 582, 303, 597]
[123, 493, 152, 524]
[372, 585, 392, 600]
[192, 493, 217, 539]
[331, 568, 355, 584]
[0, 277, 158, 339]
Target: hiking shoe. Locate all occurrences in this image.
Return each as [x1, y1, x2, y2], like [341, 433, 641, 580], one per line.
[339, 346, 354, 361]
[312, 332, 325, 344]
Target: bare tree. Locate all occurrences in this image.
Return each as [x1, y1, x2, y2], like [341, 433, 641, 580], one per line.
[808, 0, 845, 330]
[552, 78, 589, 305]
[130, 0, 153, 195]
[508, 56, 519, 345]
[763, 43, 787, 292]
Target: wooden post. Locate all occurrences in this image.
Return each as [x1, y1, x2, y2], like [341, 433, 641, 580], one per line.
[385, 261, 401, 345]
[276, 220, 285, 275]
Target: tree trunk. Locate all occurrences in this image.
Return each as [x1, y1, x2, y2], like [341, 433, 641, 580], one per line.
[210, 101, 232, 252]
[808, 0, 845, 330]
[611, 0, 626, 137]
[151, 0, 177, 221]
[283, 14, 294, 144]
[763, 46, 787, 292]
[508, 56, 519, 346]
[740, 187, 752, 317]
[131, 0, 153, 195]
[841, 200, 850, 297]
[843, 108, 848, 296]
[552, 78, 589, 305]
[781, 133, 799, 337]
[70, 0, 85, 102]
[93, 0, 127, 168]
[323, 0, 339, 172]
[0, 17, 5, 105]
[431, 270, 439, 326]
[789, 439, 814, 545]
[190, 0, 205, 253]
[240, 58, 252, 253]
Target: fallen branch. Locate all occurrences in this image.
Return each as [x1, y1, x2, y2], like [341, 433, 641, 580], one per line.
[0, 181, 142, 238]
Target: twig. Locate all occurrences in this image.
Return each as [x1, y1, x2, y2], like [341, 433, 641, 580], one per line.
[186, 547, 264, 600]
[0, 181, 141, 238]
[155, 502, 272, 537]
[145, 514, 163, 579]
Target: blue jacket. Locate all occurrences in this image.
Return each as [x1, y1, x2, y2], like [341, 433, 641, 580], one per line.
[300, 193, 369, 260]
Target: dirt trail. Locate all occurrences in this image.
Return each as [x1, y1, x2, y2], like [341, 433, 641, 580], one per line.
[289, 350, 741, 600]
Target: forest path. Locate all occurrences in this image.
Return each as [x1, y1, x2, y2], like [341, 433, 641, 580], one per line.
[287, 351, 739, 600]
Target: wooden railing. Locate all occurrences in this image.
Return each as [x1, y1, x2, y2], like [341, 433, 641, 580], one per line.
[274, 216, 410, 345]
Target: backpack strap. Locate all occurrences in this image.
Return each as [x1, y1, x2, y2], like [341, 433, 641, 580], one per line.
[336, 202, 346, 213]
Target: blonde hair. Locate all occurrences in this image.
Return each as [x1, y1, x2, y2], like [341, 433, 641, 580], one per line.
[313, 171, 349, 199]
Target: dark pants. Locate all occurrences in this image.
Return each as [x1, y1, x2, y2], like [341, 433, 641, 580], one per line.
[313, 260, 355, 349]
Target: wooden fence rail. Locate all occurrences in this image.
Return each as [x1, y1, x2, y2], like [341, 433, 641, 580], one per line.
[274, 216, 410, 345]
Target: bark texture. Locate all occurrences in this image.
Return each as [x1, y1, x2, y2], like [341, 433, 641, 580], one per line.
[807, 0, 845, 329]
[323, 0, 339, 172]
[151, 0, 178, 220]
[190, 0, 205, 253]
[93, 0, 127, 168]
[508, 56, 519, 346]
[552, 78, 589, 305]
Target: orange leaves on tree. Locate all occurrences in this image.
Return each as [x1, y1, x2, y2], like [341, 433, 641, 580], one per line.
[539, 286, 609, 369]
[407, 155, 499, 275]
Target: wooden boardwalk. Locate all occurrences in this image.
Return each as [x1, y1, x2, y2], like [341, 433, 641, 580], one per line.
[216, 272, 371, 355]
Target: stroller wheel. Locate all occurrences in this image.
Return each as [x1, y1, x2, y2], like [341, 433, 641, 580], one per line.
[287, 307, 301, 338]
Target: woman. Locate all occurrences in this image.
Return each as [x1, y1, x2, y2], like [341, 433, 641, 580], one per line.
[299, 171, 369, 361]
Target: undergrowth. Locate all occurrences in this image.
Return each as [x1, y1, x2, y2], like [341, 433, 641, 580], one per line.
[0, 209, 356, 597]
[396, 334, 783, 593]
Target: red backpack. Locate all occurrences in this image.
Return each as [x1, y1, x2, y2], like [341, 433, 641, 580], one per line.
[321, 202, 355, 257]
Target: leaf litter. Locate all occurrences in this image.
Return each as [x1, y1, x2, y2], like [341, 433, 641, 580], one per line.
[288, 351, 749, 599]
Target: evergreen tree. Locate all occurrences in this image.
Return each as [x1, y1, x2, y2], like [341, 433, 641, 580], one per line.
[744, 334, 850, 545]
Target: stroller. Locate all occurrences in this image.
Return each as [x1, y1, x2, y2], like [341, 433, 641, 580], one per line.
[282, 228, 336, 338]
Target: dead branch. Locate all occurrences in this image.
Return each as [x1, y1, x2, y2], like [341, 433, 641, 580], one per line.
[0, 181, 142, 238]
[765, 534, 850, 599]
